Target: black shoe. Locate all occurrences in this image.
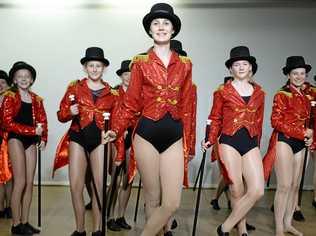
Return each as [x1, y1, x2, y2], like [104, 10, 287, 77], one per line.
[5, 207, 12, 218]
[246, 223, 256, 231]
[116, 217, 132, 230]
[23, 223, 40, 234]
[164, 231, 173, 236]
[70, 230, 86, 236]
[227, 200, 231, 210]
[0, 210, 5, 218]
[210, 199, 221, 210]
[11, 223, 33, 235]
[85, 201, 92, 210]
[91, 231, 101, 236]
[312, 200, 316, 208]
[171, 219, 178, 230]
[107, 219, 121, 231]
[241, 234, 248, 236]
[293, 210, 305, 222]
[270, 204, 274, 212]
[217, 225, 229, 236]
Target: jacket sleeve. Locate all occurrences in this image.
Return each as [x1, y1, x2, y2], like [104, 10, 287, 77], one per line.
[36, 99, 48, 143]
[271, 93, 305, 140]
[111, 62, 143, 137]
[179, 63, 194, 159]
[256, 94, 265, 146]
[207, 89, 224, 145]
[57, 82, 77, 123]
[2, 96, 36, 136]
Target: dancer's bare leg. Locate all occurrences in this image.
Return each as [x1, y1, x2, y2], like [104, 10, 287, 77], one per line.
[69, 142, 87, 232]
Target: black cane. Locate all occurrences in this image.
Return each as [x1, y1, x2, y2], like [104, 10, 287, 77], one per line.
[37, 123, 42, 228]
[69, 95, 102, 211]
[298, 100, 316, 204]
[193, 159, 203, 191]
[192, 120, 211, 236]
[134, 178, 142, 222]
[102, 112, 110, 236]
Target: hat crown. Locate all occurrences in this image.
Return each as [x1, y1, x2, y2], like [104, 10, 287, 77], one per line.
[150, 3, 174, 14]
[85, 47, 104, 59]
[230, 46, 251, 59]
[285, 56, 306, 68]
[121, 60, 131, 69]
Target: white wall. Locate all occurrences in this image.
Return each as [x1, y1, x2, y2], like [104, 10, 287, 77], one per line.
[0, 4, 315, 187]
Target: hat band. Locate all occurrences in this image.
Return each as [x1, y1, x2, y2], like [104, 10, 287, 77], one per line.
[153, 10, 171, 14]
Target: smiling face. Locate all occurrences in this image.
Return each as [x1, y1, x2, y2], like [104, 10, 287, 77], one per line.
[230, 60, 252, 80]
[84, 60, 106, 81]
[13, 69, 33, 90]
[149, 18, 174, 44]
[288, 68, 306, 88]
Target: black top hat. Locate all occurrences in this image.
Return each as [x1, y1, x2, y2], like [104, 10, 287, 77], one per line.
[282, 56, 312, 75]
[225, 46, 257, 75]
[170, 40, 187, 56]
[143, 3, 181, 39]
[116, 60, 131, 76]
[0, 70, 12, 86]
[9, 61, 36, 82]
[80, 47, 110, 66]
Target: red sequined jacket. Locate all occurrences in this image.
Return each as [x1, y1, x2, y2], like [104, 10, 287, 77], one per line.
[1, 89, 48, 142]
[207, 80, 265, 146]
[57, 78, 118, 131]
[111, 50, 195, 158]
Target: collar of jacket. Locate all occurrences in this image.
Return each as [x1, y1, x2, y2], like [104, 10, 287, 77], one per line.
[148, 49, 179, 68]
[78, 78, 111, 98]
[224, 79, 263, 105]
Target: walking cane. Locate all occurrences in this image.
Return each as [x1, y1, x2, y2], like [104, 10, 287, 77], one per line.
[102, 112, 110, 236]
[133, 178, 142, 222]
[107, 164, 122, 217]
[69, 95, 102, 211]
[193, 159, 203, 191]
[192, 120, 211, 236]
[298, 100, 316, 204]
[37, 123, 42, 228]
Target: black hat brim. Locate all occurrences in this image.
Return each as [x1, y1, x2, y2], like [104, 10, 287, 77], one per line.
[9, 64, 36, 82]
[116, 68, 130, 76]
[80, 57, 110, 66]
[282, 64, 312, 75]
[143, 12, 181, 39]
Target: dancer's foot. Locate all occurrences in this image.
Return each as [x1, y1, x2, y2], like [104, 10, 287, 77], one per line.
[171, 219, 178, 230]
[217, 224, 229, 236]
[107, 219, 121, 231]
[210, 199, 221, 210]
[293, 210, 305, 222]
[284, 225, 303, 236]
[116, 217, 132, 230]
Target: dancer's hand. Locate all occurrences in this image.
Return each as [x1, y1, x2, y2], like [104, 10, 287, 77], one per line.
[304, 128, 313, 139]
[37, 140, 46, 150]
[201, 140, 211, 152]
[305, 136, 313, 147]
[70, 104, 79, 116]
[115, 161, 123, 166]
[101, 130, 117, 144]
[35, 125, 43, 136]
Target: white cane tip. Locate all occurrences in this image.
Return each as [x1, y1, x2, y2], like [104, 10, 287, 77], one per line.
[311, 101, 316, 106]
[206, 119, 211, 125]
[36, 123, 42, 127]
[103, 112, 111, 120]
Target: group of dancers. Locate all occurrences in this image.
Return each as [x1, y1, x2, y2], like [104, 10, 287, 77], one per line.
[0, 2, 316, 236]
